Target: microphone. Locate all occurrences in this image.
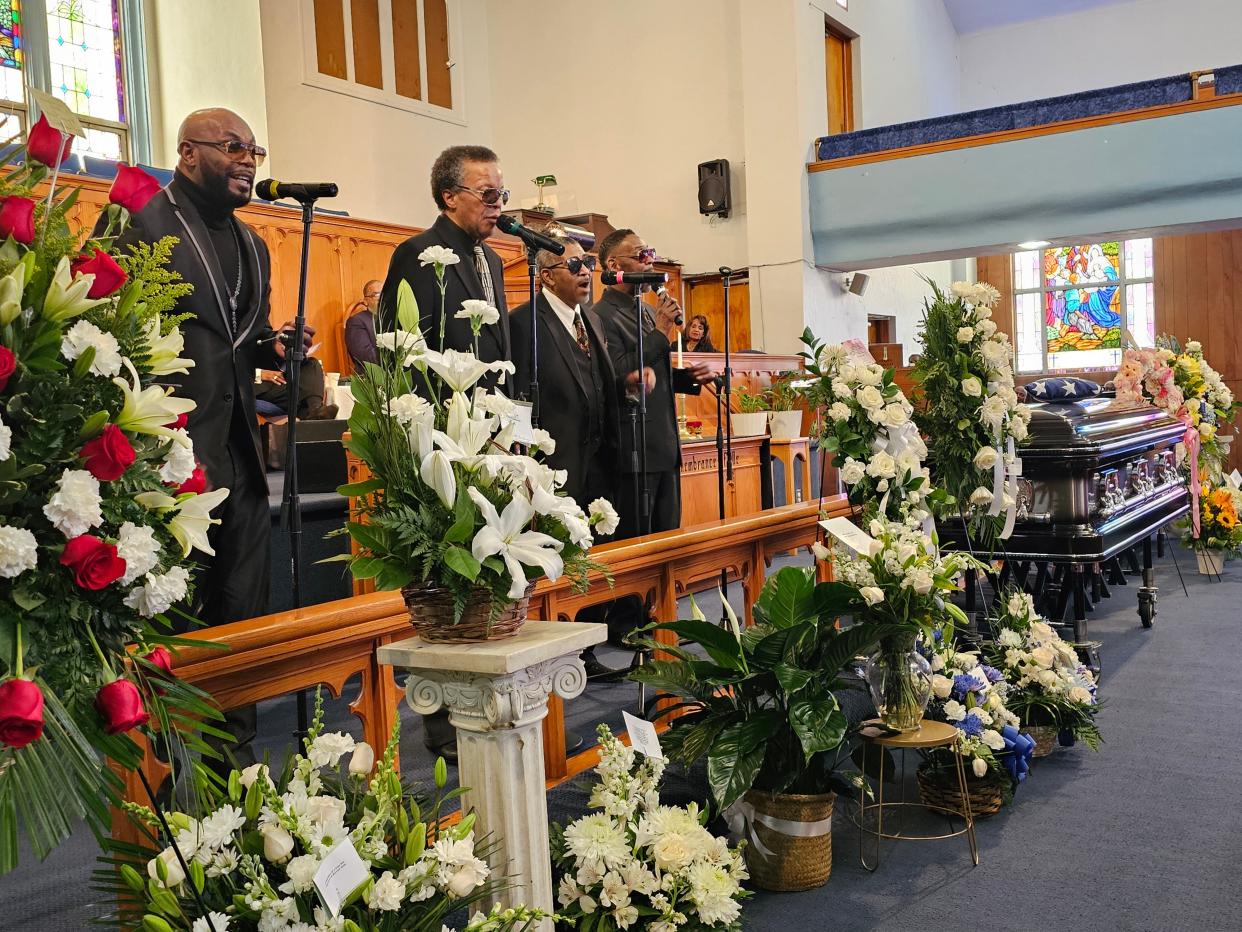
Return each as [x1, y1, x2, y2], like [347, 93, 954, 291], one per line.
[600, 270, 669, 286]
[657, 286, 683, 326]
[496, 214, 565, 255]
[255, 179, 339, 202]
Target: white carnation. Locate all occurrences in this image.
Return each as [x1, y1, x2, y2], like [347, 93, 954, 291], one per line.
[192, 913, 231, 932]
[157, 430, 197, 485]
[42, 468, 103, 537]
[982, 729, 1006, 751]
[117, 521, 160, 585]
[455, 300, 500, 326]
[588, 498, 620, 536]
[0, 525, 38, 578]
[827, 401, 852, 421]
[280, 854, 320, 895]
[61, 319, 123, 377]
[123, 565, 190, 617]
[418, 245, 459, 268]
[367, 871, 406, 911]
[956, 326, 975, 342]
[308, 732, 356, 769]
[942, 699, 966, 722]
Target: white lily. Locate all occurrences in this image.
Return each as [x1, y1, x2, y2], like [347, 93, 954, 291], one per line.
[43, 256, 108, 322]
[443, 391, 495, 457]
[467, 487, 564, 598]
[0, 254, 30, 326]
[420, 449, 457, 508]
[143, 315, 195, 375]
[112, 359, 196, 443]
[136, 487, 230, 556]
[427, 348, 515, 393]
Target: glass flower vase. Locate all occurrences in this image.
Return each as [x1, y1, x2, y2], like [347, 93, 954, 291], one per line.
[864, 637, 932, 733]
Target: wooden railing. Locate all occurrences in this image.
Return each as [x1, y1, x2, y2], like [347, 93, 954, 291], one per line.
[114, 497, 848, 845]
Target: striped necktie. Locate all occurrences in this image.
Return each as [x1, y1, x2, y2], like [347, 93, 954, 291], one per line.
[473, 245, 496, 306]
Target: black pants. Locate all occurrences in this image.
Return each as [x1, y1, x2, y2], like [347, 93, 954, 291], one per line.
[254, 358, 326, 417]
[616, 469, 681, 538]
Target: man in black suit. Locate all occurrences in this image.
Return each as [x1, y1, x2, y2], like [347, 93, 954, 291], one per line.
[378, 145, 511, 394]
[594, 229, 714, 538]
[109, 107, 309, 763]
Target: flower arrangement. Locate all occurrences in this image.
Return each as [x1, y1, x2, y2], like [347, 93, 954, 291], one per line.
[551, 724, 748, 931]
[986, 592, 1101, 750]
[912, 280, 1030, 540]
[340, 259, 615, 628]
[107, 695, 551, 932]
[797, 329, 930, 520]
[1184, 480, 1242, 556]
[832, 515, 983, 731]
[0, 119, 227, 869]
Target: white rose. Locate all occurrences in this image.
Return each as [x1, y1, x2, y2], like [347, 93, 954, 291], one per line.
[0, 525, 38, 579]
[856, 385, 885, 411]
[978, 318, 998, 338]
[903, 567, 934, 595]
[305, 795, 347, 826]
[239, 763, 269, 789]
[1031, 621, 1056, 640]
[148, 847, 186, 888]
[930, 653, 946, 672]
[956, 326, 975, 343]
[972, 757, 989, 778]
[0, 414, 10, 462]
[261, 825, 295, 864]
[865, 451, 897, 479]
[973, 446, 999, 470]
[860, 586, 885, 606]
[931, 674, 953, 698]
[1030, 646, 1055, 668]
[840, 458, 866, 486]
[448, 861, 488, 896]
[828, 401, 852, 421]
[961, 376, 982, 397]
[880, 403, 909, 428]
[1068, 686, 1094, 705]
[348, 742, 375, 776]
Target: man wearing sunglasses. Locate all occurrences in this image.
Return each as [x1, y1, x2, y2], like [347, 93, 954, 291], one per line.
[378, 145, 512, 396]
[103, 107, 311, 771]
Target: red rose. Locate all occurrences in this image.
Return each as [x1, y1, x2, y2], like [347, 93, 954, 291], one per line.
[0, 346, 15, 393]
[71, 249, 128, 299]
[26, 113, 72, 167]
[165, 412, 188, 430]
[108, 164, 162, 214]
[94, 678, 149, 735]
[175, 466, 208, 495]
[80, 424, 136, 481]
[59, 535, 127, 590]
[0, 196, 36, 245]
[0, 678, 44, 748]
[144, 646, 174, 677]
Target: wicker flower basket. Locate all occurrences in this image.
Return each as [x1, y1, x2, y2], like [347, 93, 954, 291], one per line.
[916, 765, 1003, 820]
[741, 790, 835, 892]
[1026, 724, 1060, 758]
[400, 582, 533, 643]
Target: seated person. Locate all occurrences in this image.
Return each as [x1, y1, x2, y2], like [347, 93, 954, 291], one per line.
[345, 279, 380, 371]
[255, 355, 338, 420]
[682, 314, 717, 352]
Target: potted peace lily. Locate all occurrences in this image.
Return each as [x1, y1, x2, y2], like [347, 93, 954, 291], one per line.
[340, 264, 617, 642]
[630, 567, 899, 892]
[730, 386, 769, 437]
[766, 372, 803, 441]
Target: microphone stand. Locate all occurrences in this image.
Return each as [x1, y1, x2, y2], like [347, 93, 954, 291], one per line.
[717, 269, 736, 620]
[281, 197, 321, 742]
[633, 288, 651, 536]
[523, 240, 541, 427]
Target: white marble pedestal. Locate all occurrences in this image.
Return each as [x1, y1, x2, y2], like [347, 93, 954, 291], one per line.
[377, 621, 606, 926]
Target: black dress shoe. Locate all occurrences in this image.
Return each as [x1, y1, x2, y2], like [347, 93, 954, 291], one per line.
[304, 401, 339, 420]
[583, 654, 627, 683]
[565, 730, 584, 754]
[425, 742, 458, 764]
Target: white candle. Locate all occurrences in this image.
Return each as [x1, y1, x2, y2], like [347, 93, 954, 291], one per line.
[677, 330, 683, 368]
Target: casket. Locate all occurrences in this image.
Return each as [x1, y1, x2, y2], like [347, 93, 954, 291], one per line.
[1003, 397, 1190, 561]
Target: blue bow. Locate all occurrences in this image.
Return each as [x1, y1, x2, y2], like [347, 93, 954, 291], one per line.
[1000, 725, 1035, 784]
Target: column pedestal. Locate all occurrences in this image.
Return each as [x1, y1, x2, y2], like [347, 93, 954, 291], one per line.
[378, 621, 606, 927]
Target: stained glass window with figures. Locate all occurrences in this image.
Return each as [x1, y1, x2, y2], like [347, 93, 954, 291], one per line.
[1012, 239, 1155, 374]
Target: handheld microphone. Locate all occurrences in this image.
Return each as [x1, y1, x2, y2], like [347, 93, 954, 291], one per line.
[496, 214, 565, 255]
[600, 270, 669, 286]
[255, 179, 339, 202]
[656, 286, 684, 326]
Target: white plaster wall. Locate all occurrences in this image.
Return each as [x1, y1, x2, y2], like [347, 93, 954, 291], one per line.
[958, 0, 1242, 110]
[484, 0, 748, 276]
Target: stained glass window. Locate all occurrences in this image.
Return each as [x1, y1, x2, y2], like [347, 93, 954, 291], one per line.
[46, 0, 122, 122]
[1012, 238, 1155, 374]
[0, 0, 22, 69]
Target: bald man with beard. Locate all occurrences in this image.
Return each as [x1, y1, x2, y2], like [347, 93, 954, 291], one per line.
[104, 108, 311, 764]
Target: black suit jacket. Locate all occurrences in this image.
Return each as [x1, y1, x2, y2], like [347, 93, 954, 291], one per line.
[378, 214, 512, 393]
[108, 176, 280, 491]
[594, 287, 700, 474]
[511, 294, 620, 506]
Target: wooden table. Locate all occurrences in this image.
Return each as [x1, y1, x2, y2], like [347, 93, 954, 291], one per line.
[769, 436, 812, 505]
[679, 435, 766, 527]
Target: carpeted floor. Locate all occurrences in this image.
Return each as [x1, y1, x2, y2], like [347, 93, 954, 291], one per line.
[5, 544, 1242, 931]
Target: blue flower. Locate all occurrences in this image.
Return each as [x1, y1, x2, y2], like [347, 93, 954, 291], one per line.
[933, 628, 943, 643]
[952, 673, 985, 699]
[960, 713, 984, 737]
[982, 664, 1004, 684]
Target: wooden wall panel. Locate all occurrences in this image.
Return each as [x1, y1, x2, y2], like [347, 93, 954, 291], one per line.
[313, 0, 348, 79]
[424, 0, 453, 109]
[350, 0, 384, 90]
[683, 276, 752, 353]
[391, 0, 422, 101]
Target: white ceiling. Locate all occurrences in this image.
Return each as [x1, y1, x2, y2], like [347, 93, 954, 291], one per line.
[943, 0, 1137, 34]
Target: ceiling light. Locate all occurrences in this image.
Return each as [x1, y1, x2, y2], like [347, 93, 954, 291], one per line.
[1017, 240, 1051, 250]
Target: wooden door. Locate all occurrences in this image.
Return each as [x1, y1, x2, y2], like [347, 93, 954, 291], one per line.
[825, 25, 855, 136]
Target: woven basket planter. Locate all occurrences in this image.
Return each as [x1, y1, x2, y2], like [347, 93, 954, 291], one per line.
[916, 765, 1003, 820]
[1026, 724, 1060, 758]
[741, 790, 835, 892]
[401, 582, 533, 643]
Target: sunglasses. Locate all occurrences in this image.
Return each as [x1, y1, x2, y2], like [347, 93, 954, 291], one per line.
[185, 138, 267, 167]
[546, 255, 598, 275]
[620, 247, 658, 264]
[454, 185, 511, 206]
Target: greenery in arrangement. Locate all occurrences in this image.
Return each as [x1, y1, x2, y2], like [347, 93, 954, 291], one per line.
[1183, 480, 1242, 555]
[731, 386, 769, 414]
[986, 592, 1102, 751]
[0, 121, 228, 871]
[912, 280, 1030, 542]
[796, 329, 930, 521]
[338, 264, 617, 621]
[102, 694, 552, 932]
[630, 567, 900, 810]
[766, 372, 801, 412]
[552, 725, 749, 931]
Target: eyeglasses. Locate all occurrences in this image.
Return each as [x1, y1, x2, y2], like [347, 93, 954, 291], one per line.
[184, 138, 267, 166]
[620, 247, 658, 264]
[453, 185, 511, 206]
[363, 292, 381, 300]
[545, 255, 598, 275]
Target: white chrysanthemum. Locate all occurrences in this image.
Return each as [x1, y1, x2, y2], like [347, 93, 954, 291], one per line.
[980, 339, 1010, 371]
[307, 732, 356, 769]
[158, 430, 197, 485]
[61, 319, 124, 377]
[635, 805, 704, 848]
[0, 525, 37, 578]
[588, 498, 620, 536]
[685, 861, 742, 926]
[192, 913, 231, 932]
[564, 813, 630, 872]
[969, 487, 993, 507]
[42, 468, 103, 537]
[366, 871, 405, 911]
[0, 414, 10, 462]
[117, 521, 160, 585]
[123, 565, 190, 617]
[199, 805, 246, 850]
[818, 344, 847, 370]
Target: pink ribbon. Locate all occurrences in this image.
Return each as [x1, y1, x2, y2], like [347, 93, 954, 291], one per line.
[1185, 426, 1201, 538]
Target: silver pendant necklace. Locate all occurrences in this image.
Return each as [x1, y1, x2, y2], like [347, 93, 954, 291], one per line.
[227, 221, 243, 329]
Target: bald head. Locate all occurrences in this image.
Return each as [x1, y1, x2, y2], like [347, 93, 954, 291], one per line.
[176, 108, 260, 209]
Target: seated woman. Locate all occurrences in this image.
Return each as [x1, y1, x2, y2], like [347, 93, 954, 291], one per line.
[255, 356, 339, 420]
[682, 314, 718, 352]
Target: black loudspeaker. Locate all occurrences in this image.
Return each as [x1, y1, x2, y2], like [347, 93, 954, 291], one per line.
[697, 159, 731, 218]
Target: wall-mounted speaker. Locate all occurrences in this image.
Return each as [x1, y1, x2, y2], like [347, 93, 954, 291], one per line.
[845, 272, 870, 296]
[697, 159, 731, 218]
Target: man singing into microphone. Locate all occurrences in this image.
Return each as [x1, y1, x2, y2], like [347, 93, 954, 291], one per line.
[595, 229, 714, 538]
[379, 145, 512, 395]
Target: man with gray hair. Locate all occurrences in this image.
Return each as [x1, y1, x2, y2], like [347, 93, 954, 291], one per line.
[378, 145, 512, 394]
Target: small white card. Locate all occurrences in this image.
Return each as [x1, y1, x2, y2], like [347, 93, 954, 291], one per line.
[1230, 469, 1242, 489]
[820, 517, 880, 557]
[509, 400, 535, 446]
[30, 90, 85, 138]
[313, 838, 370, 917]
[622, 711, 664, 761]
